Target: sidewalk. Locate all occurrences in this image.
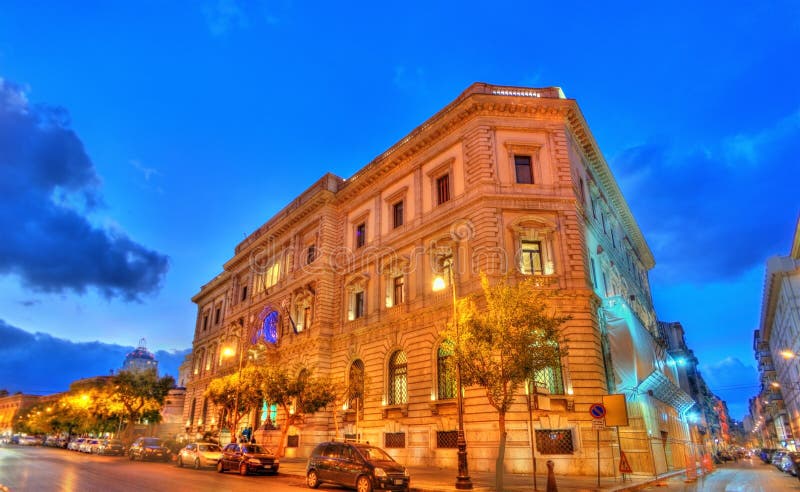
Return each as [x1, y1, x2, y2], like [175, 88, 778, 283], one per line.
[278, 456, 697, 491]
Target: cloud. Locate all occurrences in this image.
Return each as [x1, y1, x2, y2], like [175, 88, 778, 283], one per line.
[611, 110, 800, 284]
[0, 319, 190, 395]
[698, 356, 759, 420]
[203, 0, 249, 36]
[18, 299, 41, 307]
[0, 78, 169, 301]
[130, 159, 161, 181]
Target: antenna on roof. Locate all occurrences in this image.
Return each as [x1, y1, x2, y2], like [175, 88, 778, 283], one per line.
[138, 337, 147, 349]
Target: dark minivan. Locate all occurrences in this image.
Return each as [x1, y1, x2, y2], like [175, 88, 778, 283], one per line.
[217, 443, 280, 475]
[306, 441, 410, 492]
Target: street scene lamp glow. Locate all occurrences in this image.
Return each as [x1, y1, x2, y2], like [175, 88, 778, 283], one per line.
[432, 276, 446, 292]
[780, 350, 796, 359]
[222, 346, 235, 358]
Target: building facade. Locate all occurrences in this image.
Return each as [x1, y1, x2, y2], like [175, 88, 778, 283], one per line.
[183, 83, 692, 476]
[752, 218, 800, 450]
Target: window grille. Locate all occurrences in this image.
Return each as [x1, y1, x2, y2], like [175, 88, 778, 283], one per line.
[384, 432, 406, 448]
[287, 435, 299, 448]
[436, 174, 450, 205]
[388, 350, 408, 404]
[437, 345, 456, 399]
[533, 352, 565, 395]
[535, 429, 574, 454]
[437, 430, 458, 448]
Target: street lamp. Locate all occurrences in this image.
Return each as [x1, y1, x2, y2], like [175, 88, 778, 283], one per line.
[433, 257, 472, 490]
[222, 329, 247, 444]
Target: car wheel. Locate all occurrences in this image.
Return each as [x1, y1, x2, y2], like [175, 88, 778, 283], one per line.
[177, 456, 183, 467]
[194, 458, 200, 470]
[307, 470, 321, 489]
[239, 463, 249, 476]
[217, 461, 225, 473]
[356, 475, 372, 492]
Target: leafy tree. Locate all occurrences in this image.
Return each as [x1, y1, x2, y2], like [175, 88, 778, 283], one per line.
[260, 367, 337, 457]
[446, 274, 570, 491]
[113, 368, 174, 438]
[205, 365, 268, 443]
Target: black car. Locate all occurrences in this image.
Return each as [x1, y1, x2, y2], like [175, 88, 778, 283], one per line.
[128, 437, 170, 462]
[96, 439, 125, 456]
[306, 441, 410, 492]
[217, 443, 280, 475]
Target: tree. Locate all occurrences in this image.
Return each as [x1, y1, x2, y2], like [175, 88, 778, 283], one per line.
[445, 274, 570, 491]
[205, 365, 268, 442]
[260, 367, 337, 457]
[113, 368, 174, 438]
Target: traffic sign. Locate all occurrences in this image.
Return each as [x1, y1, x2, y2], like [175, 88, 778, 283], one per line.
[619, 450, 633, 473]
[592, 419, 605, 430]
[589, 403, 606, 419]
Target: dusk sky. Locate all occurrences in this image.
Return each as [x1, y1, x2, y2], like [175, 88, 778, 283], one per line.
[0, 1, 797, 420]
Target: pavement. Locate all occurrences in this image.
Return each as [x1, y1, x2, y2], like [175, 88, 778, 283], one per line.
[277, 456, 705, 491]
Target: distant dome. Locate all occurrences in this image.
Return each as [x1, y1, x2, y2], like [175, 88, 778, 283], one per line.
[122, 338, 159, 373]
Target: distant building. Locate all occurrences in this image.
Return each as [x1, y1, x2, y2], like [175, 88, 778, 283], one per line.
[0, 393, 41, 437]
[122, 338, 158, 373]
[753, 217, 800, 450]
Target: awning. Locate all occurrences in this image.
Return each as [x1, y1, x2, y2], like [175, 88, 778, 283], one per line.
[637, 370, 696, 415]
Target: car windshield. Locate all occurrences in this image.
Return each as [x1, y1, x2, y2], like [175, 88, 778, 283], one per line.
[199, 444, 221, 452]
[242, 444, 270, 454]
[107, 440, 122, 445]
[143, 438, 161, 446]
[356, 445, 395, 462]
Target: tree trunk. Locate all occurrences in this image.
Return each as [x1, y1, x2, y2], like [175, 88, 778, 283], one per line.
[276, 411, 294, 457]
[496, 411, 507, 491]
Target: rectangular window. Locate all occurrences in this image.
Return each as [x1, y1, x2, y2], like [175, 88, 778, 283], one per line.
[601, 213, 606, 234]
[590, 258, 597, 289]
[286, 435, 299, 448]
[354, 291, 365, 319]
[241, 285, 248, 301]
[515, 155, 533, 184]
[355, 223, 366, 248]
[306, 245, 316, 265]
[384, 432, 406, 449]
[302, 306, 311, 329]
[393, 276, 405, 305]
[392, 200, 404, 228]
[215, 307, 221, 324]
[520, 240, 544, 275]
[203, 315, 209, 331]
[436, 174, 450, 205]
[591, 198, 597, 219]
[611, 228, 616, 248]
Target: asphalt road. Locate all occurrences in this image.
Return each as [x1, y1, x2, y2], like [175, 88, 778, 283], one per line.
[641, 458, 800, 492]
[0, 445, 311, 492]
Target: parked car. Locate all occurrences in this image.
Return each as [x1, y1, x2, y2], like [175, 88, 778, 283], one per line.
[128, 437, 171, 462]
[306, 441, 410, 492]
[781, 452, 800, 476]
[95, 439, 125, 456]
[177, 442, 222, 469]
[79, 438, 99, 453]
[760, 448, 777, 463]
[772, 450, 788, 469]
[217, 443, 279, 475]
[18, 435, 43, 446]
[68, 437, 85, 451]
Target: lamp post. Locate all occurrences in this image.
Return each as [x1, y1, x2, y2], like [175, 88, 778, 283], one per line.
[433, 257, 472, 490]
[222, 328, 247, 444]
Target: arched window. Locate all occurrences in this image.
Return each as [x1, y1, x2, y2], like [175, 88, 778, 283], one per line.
[388, 350, 408, 405]
[348, 359, 365, 411]
[437, 343, 456, 400]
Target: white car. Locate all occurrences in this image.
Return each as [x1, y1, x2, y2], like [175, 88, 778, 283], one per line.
[177, 442, 223, 469]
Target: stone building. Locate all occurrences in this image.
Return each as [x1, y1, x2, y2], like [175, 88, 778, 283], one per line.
[183, 83, 692, 476]
[0, 393, 41, 438]
[752, 217, 800, 450]
[122, 338, 159, 373]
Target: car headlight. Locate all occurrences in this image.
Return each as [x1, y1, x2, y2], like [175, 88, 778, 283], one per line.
[374, 468, 387, 478]
[274, 459, 280, 464]
[248, 458, 261, 465]
[404, 469, 410, 477]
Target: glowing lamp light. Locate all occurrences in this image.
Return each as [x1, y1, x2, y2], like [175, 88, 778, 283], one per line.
[771, 381, 781, 388]
[432, 276, 446, 292]
[780, 350, 797, 359]
[222, 346, 235, 358]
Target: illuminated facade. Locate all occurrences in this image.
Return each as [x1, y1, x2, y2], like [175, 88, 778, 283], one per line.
[753, 218, 800, 450]
[0, 393, 41, 437]
[183, 83, 692, 476]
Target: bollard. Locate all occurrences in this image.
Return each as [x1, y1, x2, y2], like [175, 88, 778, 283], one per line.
[546, 460, 558, 492]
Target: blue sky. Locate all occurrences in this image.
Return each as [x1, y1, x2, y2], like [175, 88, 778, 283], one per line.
[0, 1, 797, 419]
